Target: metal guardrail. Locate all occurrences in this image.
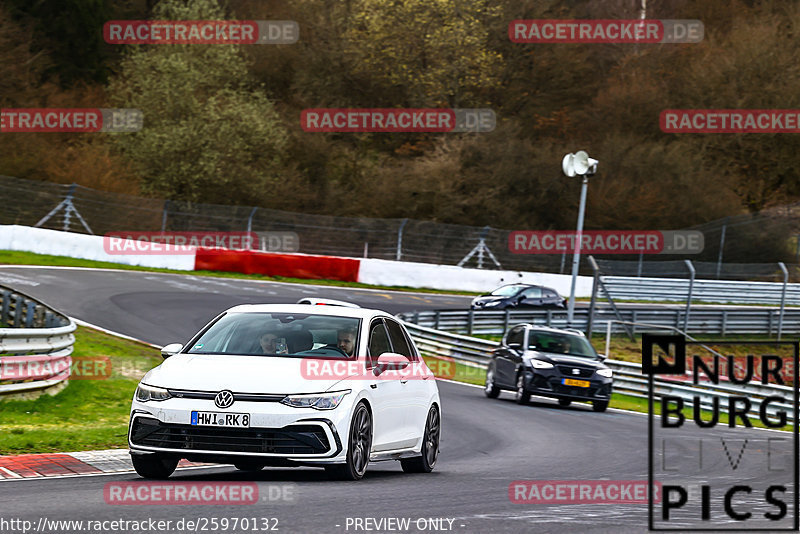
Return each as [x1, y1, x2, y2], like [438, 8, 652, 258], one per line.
[602, 276, 800, 306]
[0, 285, 76, 396]
[398, 307, 800, 336]
[402, 321, 796, 424]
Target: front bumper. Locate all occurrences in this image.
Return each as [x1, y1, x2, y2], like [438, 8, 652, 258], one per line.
[128, 394, 352, 463]
[522, 370, 613, 401]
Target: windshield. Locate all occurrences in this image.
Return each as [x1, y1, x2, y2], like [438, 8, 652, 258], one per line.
[186, 312, 361, 358]
[490, 285, 525, 297]
[528, 332, 598, 359]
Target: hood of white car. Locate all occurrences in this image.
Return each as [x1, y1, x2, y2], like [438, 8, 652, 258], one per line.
[142, 353, 354, 394]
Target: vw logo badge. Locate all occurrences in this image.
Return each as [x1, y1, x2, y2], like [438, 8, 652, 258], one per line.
[214, 390, 234, 409]
[572, 368, 580, 375]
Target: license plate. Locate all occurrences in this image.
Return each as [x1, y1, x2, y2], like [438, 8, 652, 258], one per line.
[191, 411, 250, 427]
[562, 378, 590, 388]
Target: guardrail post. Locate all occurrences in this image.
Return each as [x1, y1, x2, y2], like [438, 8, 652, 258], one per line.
[434, 311, 440, 330]
[605, 321, 612, 358]
[413, 311, 419, 324]
[721, 310, 727, 336]
[684, 260, 695, 332]
[13, 295, 23, 327]
[25, 302, 36, 327]
[546, 310, 552, 327]
[716, 217, 728, 279]
[631, 310, 637, 334]
[778, 262, 788, 340]
[467, 309, 474, 335]
[1, 291, 9, 325]
[586, 256, 600, 337]
[503, 309, 510, 332]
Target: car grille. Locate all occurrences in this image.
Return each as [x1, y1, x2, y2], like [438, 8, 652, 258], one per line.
[557, 365, 594, 378]
[130, 418, 330, 455]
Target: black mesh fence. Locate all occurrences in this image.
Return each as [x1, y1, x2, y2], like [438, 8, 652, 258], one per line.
[2, 174, 800, 278]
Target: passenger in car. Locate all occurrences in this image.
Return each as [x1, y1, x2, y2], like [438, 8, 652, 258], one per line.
[259, 332, 288, 354]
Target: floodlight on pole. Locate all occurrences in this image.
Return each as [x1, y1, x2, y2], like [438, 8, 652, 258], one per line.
[562, 151, 599, 326]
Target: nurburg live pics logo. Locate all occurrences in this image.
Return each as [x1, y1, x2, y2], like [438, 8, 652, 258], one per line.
[643, 333, 800, 531]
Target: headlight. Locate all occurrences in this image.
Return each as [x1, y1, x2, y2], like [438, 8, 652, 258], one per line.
[530, 359, 554, 369]
[596, 368, 613, 378]
[135, 383, 172, 402]
[483, 301, 501, 307]
[280, 390, 351, 410]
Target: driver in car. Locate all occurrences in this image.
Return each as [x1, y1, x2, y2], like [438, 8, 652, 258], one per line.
[336, 326, 356, 356]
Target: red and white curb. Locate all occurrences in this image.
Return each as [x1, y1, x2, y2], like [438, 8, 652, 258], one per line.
[0, 449, 210, 480]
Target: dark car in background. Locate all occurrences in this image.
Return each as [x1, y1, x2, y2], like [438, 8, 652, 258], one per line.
[470, 284, 566, 311]
[484, 324, 613, 412]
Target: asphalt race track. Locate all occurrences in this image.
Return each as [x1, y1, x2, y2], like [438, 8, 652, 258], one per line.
[0, 266, 794, 533]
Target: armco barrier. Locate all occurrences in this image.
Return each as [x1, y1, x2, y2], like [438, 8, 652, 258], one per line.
[602, 276, 800, 305]
[401, 321, 796, 423]
[399, 307, 800, 336]
[0, 285, 76, 396]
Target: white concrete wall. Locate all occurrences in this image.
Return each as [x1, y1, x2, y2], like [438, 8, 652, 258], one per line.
[0, 225, 196, 270]
[358, 257, 593, 295]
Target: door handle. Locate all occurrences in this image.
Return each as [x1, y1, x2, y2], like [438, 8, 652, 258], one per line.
[400, 378, 408, 384]
[370, 384, 377, 389]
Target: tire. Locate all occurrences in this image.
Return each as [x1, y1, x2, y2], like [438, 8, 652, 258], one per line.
[131, 453, 179, 479]
[234, 462, 264, 472]
[326, 402, 372, 481]
[515, 374, 531, 405]
[401, 405, 441, 474]
[593, 399, 609, 412]
[558, 399, 572, 407]
[484, 365, 500, 398]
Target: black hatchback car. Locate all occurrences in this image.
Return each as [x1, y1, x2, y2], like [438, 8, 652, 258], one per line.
[484, 324, 613, 411]
[470, 284, 566, 311]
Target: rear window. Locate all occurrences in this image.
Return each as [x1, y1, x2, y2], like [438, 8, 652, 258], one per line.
[527, 332, 597, 359]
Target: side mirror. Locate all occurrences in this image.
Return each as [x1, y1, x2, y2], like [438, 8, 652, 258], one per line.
[161, 343, 183, 359]
[373, 352, 410, 375]
[507, 342, 522, 352]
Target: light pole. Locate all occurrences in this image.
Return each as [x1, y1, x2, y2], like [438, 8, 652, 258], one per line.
[562, 151, 599, 325]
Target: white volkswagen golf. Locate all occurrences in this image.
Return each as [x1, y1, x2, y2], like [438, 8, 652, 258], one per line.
[128, 304, 441, 480]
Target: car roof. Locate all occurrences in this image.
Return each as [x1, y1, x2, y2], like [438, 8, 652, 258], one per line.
[223, 303, 389, 320]
[493, 283, 551, 291]
[510, 324, 587, 337]
[296, 298, 361, 308]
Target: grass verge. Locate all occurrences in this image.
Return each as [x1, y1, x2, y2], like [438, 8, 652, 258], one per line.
[0, 250, 477, 296]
